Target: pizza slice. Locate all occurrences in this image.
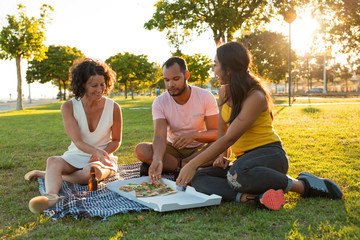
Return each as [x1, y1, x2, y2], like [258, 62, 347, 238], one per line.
[119, 182, 177, 197]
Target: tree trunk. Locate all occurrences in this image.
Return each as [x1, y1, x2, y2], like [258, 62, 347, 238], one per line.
[58, 79, 62, 100]
[213, 29, 224, 47]
[346, 78, 348, 92]
[16, 55, 23, 110]
[130, 81, 134, 100]
[124, 80, 128, 99]
[63, 81, 67, 100]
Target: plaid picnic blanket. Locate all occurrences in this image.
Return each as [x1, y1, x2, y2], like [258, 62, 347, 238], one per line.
[38, 162, 175, 220]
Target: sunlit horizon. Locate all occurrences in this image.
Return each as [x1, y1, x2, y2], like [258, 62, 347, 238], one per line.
[0, 1, 352, 100]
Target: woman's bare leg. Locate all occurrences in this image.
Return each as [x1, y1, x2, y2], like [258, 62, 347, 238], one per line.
[289, 178, 305, 194]
[44, 156, 78, 195]
[62, 164, 112, 184]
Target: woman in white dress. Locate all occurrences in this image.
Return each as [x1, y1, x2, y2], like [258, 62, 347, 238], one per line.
[25, 58, 122, 214]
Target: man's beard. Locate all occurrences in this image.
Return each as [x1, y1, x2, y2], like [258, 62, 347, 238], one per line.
[168, 81, 187, 97]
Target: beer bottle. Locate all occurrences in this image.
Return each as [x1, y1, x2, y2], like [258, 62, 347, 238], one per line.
[88, 166, 98, 191]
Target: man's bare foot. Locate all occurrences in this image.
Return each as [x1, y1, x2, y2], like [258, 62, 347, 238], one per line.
[24, 170, 46, 181]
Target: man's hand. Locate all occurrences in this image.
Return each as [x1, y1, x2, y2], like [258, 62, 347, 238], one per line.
[149, 160, 163, 185]
[172, 132, 195, 149]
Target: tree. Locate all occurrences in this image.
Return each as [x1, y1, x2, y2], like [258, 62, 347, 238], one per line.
[26, 45, 84, 100]
[106, 53, 155, 99]
[0, 4, 53, 110]
[144, 0, 280, 47]
[147, 63, 163, 95]
[320, 0, 360, 54]
[183, 54, 212, 87]
[171, 50, 213, 88]
[239, 30, 296, 84]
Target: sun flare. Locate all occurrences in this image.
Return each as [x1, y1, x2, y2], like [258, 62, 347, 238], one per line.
[291, 10, 320, 56]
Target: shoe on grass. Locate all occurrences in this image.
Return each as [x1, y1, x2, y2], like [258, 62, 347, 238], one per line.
[255, 189, 285, 210]
[29, 193, 65, 214]
[24, 170, 45, 181]
[139, 162, 149, 176]
[297, 172, 344, 200]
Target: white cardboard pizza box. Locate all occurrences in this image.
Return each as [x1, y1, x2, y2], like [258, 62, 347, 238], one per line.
[107, 176, 222, 212]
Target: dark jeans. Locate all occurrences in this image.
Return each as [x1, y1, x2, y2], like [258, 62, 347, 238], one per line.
[191, 142, 290, 201]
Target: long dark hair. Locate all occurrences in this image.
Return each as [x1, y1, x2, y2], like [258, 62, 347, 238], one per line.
[217, 42, 273, 124]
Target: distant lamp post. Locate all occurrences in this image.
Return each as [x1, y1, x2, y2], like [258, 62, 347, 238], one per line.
[242, 30, 251, 48]
[323, 48, 331, 94]
[28, 83, 32, 103]
[304, 52, 311, 91]
[283, 9, 297, 106]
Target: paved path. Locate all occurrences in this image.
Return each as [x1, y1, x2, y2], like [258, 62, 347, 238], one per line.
[277, 102, 360, 106]
[0, 98, 57, 112]
[1, 99, 359, 113]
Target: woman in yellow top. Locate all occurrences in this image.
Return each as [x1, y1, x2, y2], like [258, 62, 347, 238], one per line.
[176, 42, 343, 210]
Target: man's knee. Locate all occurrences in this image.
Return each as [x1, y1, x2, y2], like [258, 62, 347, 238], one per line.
[134, 142, 152, 161]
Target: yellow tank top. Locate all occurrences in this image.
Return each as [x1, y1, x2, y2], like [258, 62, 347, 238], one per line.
[221, 103, 281, 156]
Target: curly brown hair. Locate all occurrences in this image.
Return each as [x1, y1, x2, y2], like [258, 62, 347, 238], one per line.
[70, 58, 116, 99]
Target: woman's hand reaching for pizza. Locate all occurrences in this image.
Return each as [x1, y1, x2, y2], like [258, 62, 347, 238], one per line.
[176, 162, 196, 187]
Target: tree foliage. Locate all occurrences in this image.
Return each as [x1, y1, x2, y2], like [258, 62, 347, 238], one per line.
[26, 45, 84, 100]
[183, 54, 212, 87]
[106, 53, 155, 99]
[317, 0, 360, 54]
[0, 4, 53, 110]
[240, 30, 296, 84]
[148, 63, 163, 94]
[145, 0, 280, 46]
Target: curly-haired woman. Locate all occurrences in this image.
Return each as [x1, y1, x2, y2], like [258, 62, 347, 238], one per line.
[25, 58, 122, 213]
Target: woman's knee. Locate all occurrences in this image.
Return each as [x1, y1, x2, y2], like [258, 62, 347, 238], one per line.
[46, 156, 64, 168]
[226, 170, 243, 190]
[191, 172, 210, 194]
[226, 163, 252, 192]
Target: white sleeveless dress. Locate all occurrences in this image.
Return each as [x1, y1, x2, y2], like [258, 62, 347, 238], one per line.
[61, 97, 118, 172]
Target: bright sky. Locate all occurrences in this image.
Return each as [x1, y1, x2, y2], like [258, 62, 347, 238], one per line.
[0, 0, 320, 100]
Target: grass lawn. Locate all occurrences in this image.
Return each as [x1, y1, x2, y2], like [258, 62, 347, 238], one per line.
[0, 96, 359, 239]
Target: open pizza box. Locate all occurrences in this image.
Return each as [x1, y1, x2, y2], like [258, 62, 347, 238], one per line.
[107, 176, 222, 212]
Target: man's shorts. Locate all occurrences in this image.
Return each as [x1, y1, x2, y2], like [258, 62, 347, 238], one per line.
[166, 141, 205, 159]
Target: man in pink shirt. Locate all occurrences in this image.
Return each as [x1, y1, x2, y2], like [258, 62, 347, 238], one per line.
[135, 56, 219, 184]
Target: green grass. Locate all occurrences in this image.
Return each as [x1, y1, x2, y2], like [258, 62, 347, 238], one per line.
[0, 97, 359, 239]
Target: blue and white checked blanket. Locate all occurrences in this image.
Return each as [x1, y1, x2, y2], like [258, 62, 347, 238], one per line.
[38, 162, 174, 220]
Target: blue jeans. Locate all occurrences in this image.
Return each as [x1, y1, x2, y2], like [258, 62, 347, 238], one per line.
[191, 142, 291, 201]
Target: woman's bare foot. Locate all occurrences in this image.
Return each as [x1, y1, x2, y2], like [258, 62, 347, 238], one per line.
[24, 170, 46, 181]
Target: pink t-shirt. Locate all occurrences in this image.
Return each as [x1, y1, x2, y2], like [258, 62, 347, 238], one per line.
[152, 86, 219, 148]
